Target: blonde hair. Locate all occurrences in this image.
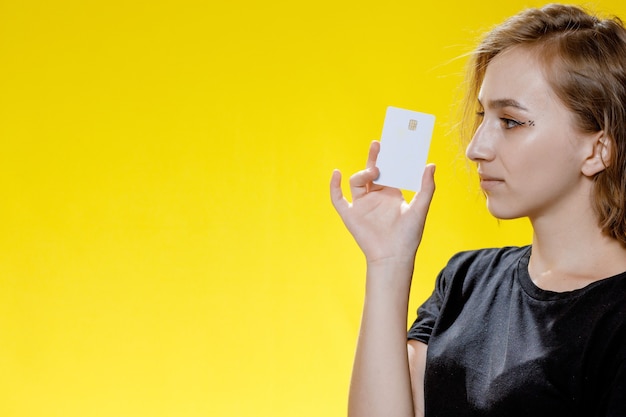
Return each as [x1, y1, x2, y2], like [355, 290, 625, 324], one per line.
[463, 4, 626, 244]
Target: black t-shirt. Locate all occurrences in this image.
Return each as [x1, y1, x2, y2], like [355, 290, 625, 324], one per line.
[408, 246, 626, 416]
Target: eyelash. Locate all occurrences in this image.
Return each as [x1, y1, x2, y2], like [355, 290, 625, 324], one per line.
[475, 112, 524, 130]
[501, 118, 524, 129]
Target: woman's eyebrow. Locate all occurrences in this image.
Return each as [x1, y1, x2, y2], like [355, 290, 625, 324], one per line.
[478, 98, 529, 111]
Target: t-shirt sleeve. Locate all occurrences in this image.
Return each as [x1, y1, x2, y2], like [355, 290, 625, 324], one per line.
[407, 266, 449, 344]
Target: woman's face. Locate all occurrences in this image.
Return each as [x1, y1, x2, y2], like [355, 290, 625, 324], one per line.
[466, 46, 595, 222]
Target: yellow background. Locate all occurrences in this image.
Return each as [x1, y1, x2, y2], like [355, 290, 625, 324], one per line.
[1, 1, 624, 416]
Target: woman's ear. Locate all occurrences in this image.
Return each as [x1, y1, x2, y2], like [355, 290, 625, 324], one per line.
[582, 131, 612, 177]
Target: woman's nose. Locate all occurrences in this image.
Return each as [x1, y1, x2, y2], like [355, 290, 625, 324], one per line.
[466, 125, 495, 162]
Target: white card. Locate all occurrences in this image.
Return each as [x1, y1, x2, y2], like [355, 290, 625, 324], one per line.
[373, 106, 435, 192]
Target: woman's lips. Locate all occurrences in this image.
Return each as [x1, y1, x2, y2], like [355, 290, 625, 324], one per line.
[479, 177, 504, 191]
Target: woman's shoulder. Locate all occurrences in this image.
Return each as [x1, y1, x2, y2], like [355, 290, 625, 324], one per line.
[445, 245, 531, 272]
[433, 246, 531, 296]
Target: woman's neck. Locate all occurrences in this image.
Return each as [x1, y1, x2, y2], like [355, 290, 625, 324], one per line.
[528, 213, 626, 292]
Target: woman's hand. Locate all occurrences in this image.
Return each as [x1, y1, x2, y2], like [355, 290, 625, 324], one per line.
[334, 141, 435, 417]
[330, 141, 436, 264]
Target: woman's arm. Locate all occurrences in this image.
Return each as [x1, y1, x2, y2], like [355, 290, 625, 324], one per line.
[330, 141, 435, 417]
[347, 259, 418, 417]
[408, 340, 428, 417]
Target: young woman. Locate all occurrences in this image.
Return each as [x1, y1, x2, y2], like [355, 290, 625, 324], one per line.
[330, 4, 626, 417]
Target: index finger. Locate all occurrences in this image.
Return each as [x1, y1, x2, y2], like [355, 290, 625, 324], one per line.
[366, 140, 380, 170]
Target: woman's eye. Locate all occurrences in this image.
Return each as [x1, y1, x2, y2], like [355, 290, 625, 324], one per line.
[501, 118, 523, 129]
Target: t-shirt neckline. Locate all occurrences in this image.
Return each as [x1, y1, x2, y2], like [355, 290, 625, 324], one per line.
[516, 245, 626, 301]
